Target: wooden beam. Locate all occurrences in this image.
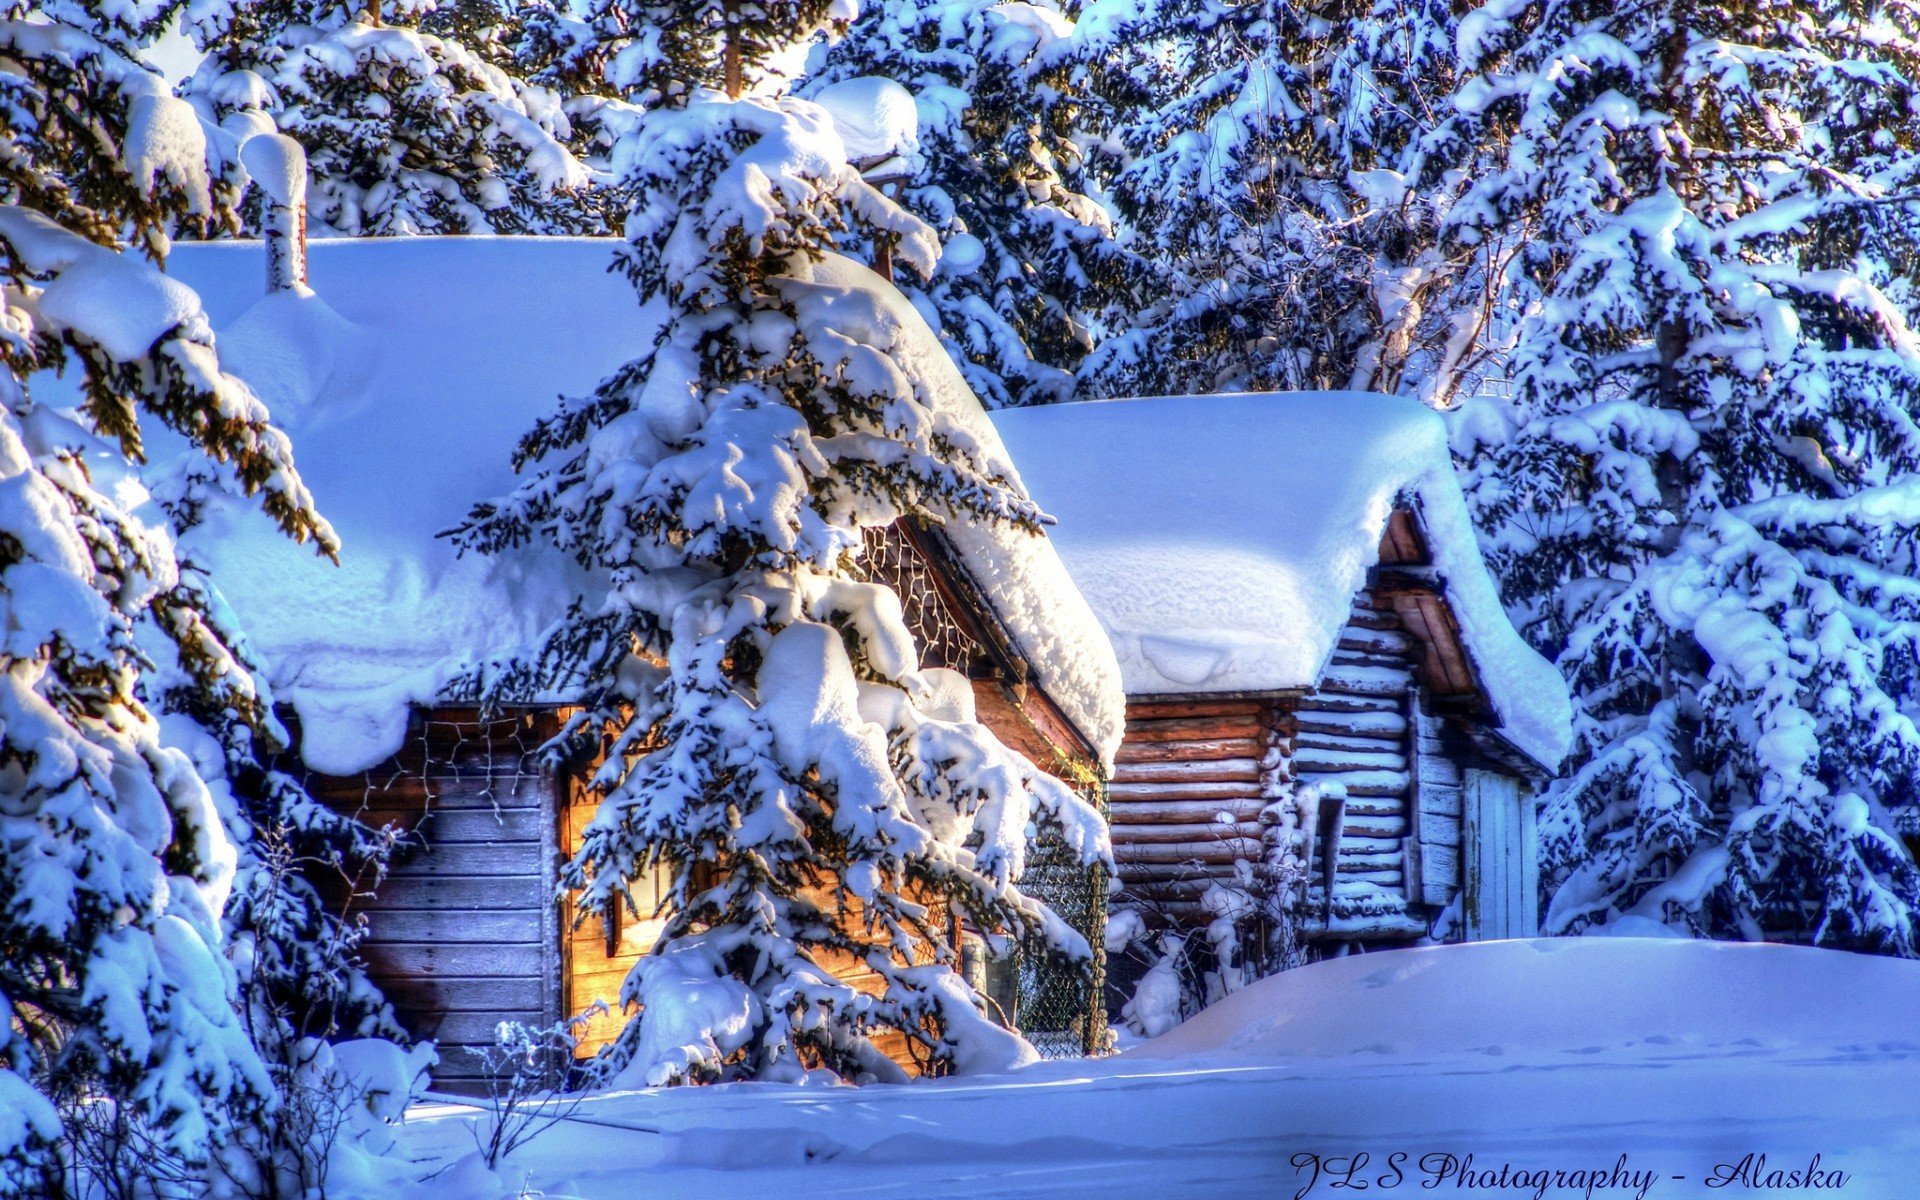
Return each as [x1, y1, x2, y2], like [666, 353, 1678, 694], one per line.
[1116, 738, 1265, 765]
[1122, 714, 1269, 742]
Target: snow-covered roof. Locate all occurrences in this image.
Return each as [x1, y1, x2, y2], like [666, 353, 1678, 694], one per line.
[804, 255, 1124, 770]
[990, 392, 1571, 769]
[139, 237, 1121, 774]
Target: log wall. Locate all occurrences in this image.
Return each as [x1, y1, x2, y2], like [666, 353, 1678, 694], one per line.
[1108, 698, 1279, 927]
[1103, 504, 1548, 951]
[1294, 591, 1429, 940]
[1107, 591, 1477, 944]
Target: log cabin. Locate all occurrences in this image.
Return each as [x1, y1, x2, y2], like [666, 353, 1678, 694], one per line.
[157, 236, 1125, 1089]
[993, 393, 1573, 966]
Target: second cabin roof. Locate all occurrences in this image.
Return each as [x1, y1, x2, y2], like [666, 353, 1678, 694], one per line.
[990, 392, 1573, 771]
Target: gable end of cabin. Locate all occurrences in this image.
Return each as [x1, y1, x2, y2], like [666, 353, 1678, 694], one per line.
[1108, 504, 1547, 969]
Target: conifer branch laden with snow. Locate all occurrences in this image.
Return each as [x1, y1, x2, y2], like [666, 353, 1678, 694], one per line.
[1068, 0, 1481, 403]
[186, 0, 620, 236]
[803, 0, 1137, 409]
[1445, 0, 1920, 953]
[0, 3, 403, 1192]
[456, 0, 1109, 1086]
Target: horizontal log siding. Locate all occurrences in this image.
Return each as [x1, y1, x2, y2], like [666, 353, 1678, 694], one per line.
[308, 710, 560, 1094]
[1109, 698, 1277, 924]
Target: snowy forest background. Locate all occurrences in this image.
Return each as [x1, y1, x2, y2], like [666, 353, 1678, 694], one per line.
[9, 0, 1920, 1195]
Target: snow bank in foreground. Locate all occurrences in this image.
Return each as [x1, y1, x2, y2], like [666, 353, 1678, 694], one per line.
[1128, 936, 1920, 1061]
[365, 938, 1920, 1200]
[992, 392, 1572, 768]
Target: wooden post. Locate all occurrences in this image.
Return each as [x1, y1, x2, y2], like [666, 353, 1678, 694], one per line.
[263, 196, 307, 292]
[868, 178, 906, 282]
[1402, 684, 1424, 900]
[1517, 777, 1540, 938]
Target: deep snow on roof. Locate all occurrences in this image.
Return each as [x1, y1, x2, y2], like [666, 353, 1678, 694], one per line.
[151, 237, 1121, 773]
[161, 237, 640, 772]
[800, 256, 1124, 769]
[990, 392, 1571, 769]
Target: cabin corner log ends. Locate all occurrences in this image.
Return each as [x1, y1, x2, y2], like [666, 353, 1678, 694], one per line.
[1106, 508, 1546, 956]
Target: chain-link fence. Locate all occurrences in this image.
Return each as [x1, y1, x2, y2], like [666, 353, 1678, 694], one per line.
[995, 779, 1111, 1060]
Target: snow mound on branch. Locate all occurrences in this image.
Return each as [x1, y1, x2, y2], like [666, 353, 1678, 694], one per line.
[0, 208, 203, 362]
[599, 935, 764, 1090]
[992, 391, 1570, 768]
[238, 132, 307, 207]
[807, 254, 1126, 767]
[812, 76, 920, 162]
[1127, 937, 1920, 1061]
[123, 86, 213, 215]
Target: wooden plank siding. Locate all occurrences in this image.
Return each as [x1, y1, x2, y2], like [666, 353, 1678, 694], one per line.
[557, 767, 991, 1076]
[306, 709, 562, 1094]
[558, 757, 668, 1064]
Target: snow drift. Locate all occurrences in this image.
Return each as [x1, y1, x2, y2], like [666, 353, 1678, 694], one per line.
[1126, 936, 1920, 1062]
[366, 937, 1920, 1200]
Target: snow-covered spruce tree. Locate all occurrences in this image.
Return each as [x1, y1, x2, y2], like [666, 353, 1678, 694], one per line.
[416, 0, 647, 199]
[185, 0, 618, 235]
[803, 0, 1135, 408]
[1069, 0, 1478, 401]
[150, 564, 404, 1198]
[1447, 0, 1920, 952]
[0, 5, 398, 1192]
[140, 515, 401, 1044]
[455, 3, 1108, 1085]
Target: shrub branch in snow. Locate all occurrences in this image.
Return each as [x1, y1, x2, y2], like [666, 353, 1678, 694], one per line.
[456, 3, 1108, 1086]
[1446, 0, 1920, 953]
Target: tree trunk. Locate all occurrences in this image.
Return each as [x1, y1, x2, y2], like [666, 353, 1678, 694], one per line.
[723, 1, 744, 100]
